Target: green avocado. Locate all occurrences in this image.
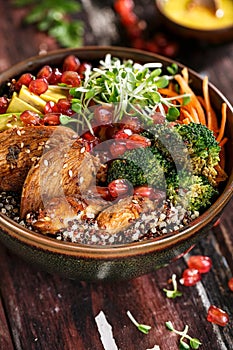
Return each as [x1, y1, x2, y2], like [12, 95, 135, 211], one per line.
[6, 92, 42, 114]
[19, 85, 46, 112]
[0, 112, 24, 131]
[40, 85, 69, 103]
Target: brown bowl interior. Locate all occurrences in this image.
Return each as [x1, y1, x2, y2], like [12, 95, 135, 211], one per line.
[0, 46, 232, 281]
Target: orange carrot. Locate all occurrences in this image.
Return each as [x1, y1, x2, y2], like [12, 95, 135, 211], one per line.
[216, 103, 227, 143]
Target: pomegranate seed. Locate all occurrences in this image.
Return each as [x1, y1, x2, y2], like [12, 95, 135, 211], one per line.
[63, 55, 80, 72]
[114, 0, 134, 15]
[56, 98, 73, 115]
[180, 268, 201, 286]
[61, 71, 81, 87]
[43, 113, 60, 126]
[109, 141, 127, 157]
[121, 115, 141, 133]
[187, 255, 212, 274]
[134, 186, 165, 201]
[78, 62, 92, 76]
[114, 128, 132, 139]
[228, 277, 233, 291]
[15, 73, 34, 91]
[0, 96, 9, 113]
[29, 78, 48, 95]
[82, 131, 99, 152]
[44, 101, 56, 114]
[108, 179, 132, 198]
[48, 68, 62, 84]
[125, 134, 151, 149]
[94, 106, 113, 124]
[207, 305, 229, 326]
[20, 110, 41, 126]
[37, 65, 52, 80]
[95, 186, 112, 201]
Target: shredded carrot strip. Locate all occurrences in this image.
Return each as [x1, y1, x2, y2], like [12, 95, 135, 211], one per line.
[181, 109, 195, 123]
[216, 103, 227, 143]
[181, 67, 189, 83]
[219, 137, 228, 147]
[175, 74, 206, 125]
[197, 95, 218, 132]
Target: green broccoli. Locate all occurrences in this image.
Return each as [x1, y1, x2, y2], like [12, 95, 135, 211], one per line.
[166, 170, 219, 212]
[141, 122, 221, 185]
[107, 146, 171, 189]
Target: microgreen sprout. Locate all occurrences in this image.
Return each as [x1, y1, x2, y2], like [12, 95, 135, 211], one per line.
[70, 54, 191, 129]
[163, 274, 183, 299]
[127, 310, 151, 334]
[165, 321, 202, 349]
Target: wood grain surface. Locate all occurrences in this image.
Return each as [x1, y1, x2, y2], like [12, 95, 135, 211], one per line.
[0, 1, 232, 349]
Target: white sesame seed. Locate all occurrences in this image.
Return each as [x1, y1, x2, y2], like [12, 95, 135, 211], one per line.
[68, 169, 73, 178]
[16, 129, 21, 136]
[80, 147, 86, 153]
[43, 159, 49, 166]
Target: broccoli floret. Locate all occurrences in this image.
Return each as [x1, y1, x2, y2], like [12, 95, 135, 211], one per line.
[166, 170, 219, 212]
[174, 122, 221, 185]
[107, 146, 171, 188]
[142, 122, 221, 185]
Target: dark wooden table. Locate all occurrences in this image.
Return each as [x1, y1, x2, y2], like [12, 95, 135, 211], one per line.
[0, 2, 232, 349]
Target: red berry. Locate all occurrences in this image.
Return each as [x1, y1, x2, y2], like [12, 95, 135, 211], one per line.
[207, 305, 229, 326]
[48, 68, 62, 84]
[95, 186, 112, 201]
[109, 141, 126, 157]
[187, 255, 212, 274]
[29, 78, 48, 95]
[81, 131, 100, 152]
[78, 62, 92, 77]
[108, 179, 132, 198]
[63, 55, 80, 72]
[125, 134, 151, 149]
[20, 110, 41, 126]
[180, 268, 201, 286]
[114, 128, 132, 139]
[56, 98, 73, 116]
[0, 96, 9, 113]
[44, 101, 56, 114]
[15, 73, 34, 91]
[43, 113, 60, 126]
[61, 71, 81, 87]
[228, 277, 233, 291]
[37, 65, 52, 80]
[134, 186, 165, 201]
[94, 106, 113, 124]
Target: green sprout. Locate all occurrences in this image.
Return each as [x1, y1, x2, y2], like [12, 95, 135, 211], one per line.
[127, 310, 151, 334]
[163, 274, 183, 299]
[165, 321, 202, 349]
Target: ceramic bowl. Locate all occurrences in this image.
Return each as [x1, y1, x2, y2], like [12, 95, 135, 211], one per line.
[0, 46, 232, 281]
[155, 0, 233, 43]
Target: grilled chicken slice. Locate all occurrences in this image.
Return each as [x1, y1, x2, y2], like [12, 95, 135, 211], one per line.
[28, 195, 108, 234]
[0, 125, 77, 192]
[97, 195, 158, 235]
[20, 137, 101, 218]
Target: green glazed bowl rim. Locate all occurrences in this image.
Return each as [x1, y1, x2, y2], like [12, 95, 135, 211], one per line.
[0, 46, 232, 259]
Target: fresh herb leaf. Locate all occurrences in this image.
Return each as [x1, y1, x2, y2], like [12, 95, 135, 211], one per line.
[166, 106, 180, 121]
[167, 63, 178, 75]
[190, 338, 202, 349]
[127, 310, 151, 335]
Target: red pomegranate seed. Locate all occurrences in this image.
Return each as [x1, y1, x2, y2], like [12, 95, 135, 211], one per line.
[44, 101, 56, 114]
[125, 134, 151, 149]
[108, 179, 132, 198]
[15, 73, 34, 91]
[207, 305, 229, 326]
[134, 186, 165, 201]
[114, 128, 132, 139]
[82, 131, 99, 152]
[94, 106, 113, 124]
[29, 78, 48, 95]
[180, 268, 201, 286]
[43, 113, 60, 126]
[48, 68, 62, 84]
[20, 110, 41, 126]
[228, 277, 233, 291]
[61, 71, 81, 87]
[109, 141, 127, 157]
[187, 255, 212, 274]
[0, 96, 9, 113]
[95, 186, 112, 201]
[63, 55, 80, 72]
[56, 98, 73, 115]
[37, 65, 52, 80]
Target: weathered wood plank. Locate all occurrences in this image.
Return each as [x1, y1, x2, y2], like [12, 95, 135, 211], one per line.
[0, 297, 14, 350]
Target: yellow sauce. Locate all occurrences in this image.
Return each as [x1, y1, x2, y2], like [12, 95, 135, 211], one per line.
[162, 0, 233, 30]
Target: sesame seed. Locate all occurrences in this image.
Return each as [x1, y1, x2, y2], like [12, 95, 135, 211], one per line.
[16, 129, 21, 136]
[44, 159, 49, 166]
[80, 147, 86, 153]
[68, 170, 73, 178]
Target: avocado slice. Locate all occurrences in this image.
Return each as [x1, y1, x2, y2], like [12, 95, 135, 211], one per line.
[0, 113, 24, 131]
[40, 85, 69, 103]
[19, 85, 46, 112]
[6, 92, 42, 114]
